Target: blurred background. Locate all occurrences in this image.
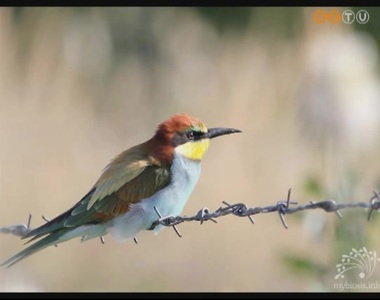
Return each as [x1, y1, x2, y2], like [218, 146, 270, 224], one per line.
[0, 7, 379, 292]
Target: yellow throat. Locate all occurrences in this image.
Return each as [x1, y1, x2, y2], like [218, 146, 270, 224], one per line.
[175, 138, 210, 161]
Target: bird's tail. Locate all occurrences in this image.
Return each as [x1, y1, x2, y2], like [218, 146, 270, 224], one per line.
[1, 225, 105, 268]
[1, 229, 72, 268]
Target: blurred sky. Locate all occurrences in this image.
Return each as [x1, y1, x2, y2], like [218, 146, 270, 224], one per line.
[0, 7, 379, 292]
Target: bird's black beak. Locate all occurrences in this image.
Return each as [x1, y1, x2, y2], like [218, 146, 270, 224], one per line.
[205, 127, 242, 139]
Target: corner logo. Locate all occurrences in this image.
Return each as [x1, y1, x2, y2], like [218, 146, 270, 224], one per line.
[341, 10, 355, 24]
[335, 247, 380, 280]
[355, 10, 370, 24]
[314, 9, 370, 25]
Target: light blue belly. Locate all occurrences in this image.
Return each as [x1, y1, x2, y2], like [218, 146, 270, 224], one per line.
[107, 152, 201, 241]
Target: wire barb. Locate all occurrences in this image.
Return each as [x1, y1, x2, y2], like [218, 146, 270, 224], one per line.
[153, 206, 182, 238]
[195, 207, 217, 225]
[368, 190, 380, 222]
[27, 213, 32, 229]
[222, 201, 255, 224]
[41, 215, 50, 223]
[275, 189, 297, 229]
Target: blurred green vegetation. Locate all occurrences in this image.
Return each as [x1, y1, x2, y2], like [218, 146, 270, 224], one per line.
[353, 7, 380, 54]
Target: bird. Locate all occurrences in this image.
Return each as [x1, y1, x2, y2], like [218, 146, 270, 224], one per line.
[1, 113, 241, 267]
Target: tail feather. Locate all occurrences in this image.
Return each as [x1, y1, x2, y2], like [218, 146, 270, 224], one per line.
[1, 188, 106, 267]
[21, 189, 95, 240]
[1, 229, 72, 268]
[2, 224, 107, 267]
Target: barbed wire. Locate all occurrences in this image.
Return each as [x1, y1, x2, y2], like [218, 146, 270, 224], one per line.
[1, 189, 379, 243]
[151, 189, 380, 238]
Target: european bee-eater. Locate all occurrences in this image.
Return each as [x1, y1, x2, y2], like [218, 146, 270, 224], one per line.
[2, 113, 241, 267]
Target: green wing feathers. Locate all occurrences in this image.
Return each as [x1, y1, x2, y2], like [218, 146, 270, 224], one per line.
[2, 147, 171, 267]
[87, 145, 152, 209]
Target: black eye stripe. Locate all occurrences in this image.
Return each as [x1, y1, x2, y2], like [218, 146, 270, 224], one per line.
[186, 130, 203, 140]
[172, 130, 205, 147]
